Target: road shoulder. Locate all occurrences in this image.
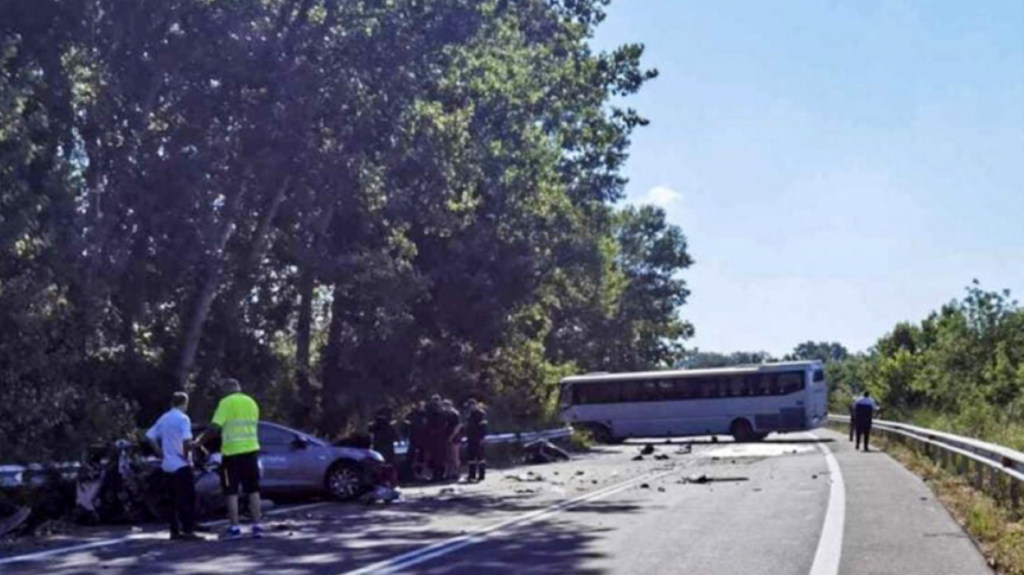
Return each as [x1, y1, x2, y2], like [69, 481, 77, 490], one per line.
[816, 428, 993, 575]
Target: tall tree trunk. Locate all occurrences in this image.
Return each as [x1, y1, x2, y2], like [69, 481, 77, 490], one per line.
[292, 266, 315, 424]
[320, 283, 347, 435]
[174, 218, 236, 389]
[174, 176, 289, 389]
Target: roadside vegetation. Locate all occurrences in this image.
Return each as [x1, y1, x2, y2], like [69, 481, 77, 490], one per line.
[0, 0, 693, 464]
[826, 282, 1024, 450]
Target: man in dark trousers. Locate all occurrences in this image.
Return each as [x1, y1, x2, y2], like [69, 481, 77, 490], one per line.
[853, 391, 880, 452]
[425, 395, 448, 482]
[369, 407, 399, 464]
[465, 399, 488, 482]
[404, 401, 428, 481]
[146, 392, 202, 541]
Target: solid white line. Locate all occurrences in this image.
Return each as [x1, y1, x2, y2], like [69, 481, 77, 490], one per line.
[340, 469, 676, 575]
[809, 435, 846, 575]
[0, 501, 331, 565]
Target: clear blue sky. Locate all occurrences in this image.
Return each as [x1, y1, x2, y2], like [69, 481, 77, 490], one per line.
[593, 0, 1024, 357]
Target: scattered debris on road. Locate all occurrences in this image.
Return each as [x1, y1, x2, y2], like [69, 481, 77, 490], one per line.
[654, 454, 670, 461]
[679, 474, 749, 485]
[639, 483, 651, 489]
[640, 444, 656, 456]
[632, 455, 645, 462]
[524, 440, 571, 464]
[505, 471, 546, 483]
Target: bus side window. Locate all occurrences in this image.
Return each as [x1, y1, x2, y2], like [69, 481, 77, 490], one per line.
[676, 379, 697, 400]
[644, 380, 660, 401]
[728, 376, 744, 397]
[765, 374, 781, 395]
[780, 373, 803, 394]
[755, 374, 771, 395]
[658, 379, 675, 401]
[620, 380, 640, 403]
[742, 375, 756, 396]
[581, 382, 620, 404]
[707, 377, 723, 398]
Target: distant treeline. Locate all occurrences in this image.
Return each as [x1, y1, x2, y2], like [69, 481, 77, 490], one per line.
[0, 1, 692, 463]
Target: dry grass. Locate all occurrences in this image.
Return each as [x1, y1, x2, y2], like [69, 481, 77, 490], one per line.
[872, 431, 1024, 575]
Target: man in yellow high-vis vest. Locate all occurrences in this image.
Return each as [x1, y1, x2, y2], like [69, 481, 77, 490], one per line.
[206, 378, 263, 539]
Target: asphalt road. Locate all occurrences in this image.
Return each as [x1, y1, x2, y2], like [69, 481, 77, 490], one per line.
[0, 429, 994, 575]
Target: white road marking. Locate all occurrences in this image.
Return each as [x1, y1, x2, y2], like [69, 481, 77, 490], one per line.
[809, 434, 845, 575]
[703, 443, 815, 458]
[0, 501, 331, 565]
[340, 468, 677, 575]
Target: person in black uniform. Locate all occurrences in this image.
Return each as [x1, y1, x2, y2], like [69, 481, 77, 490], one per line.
[853, 391, 880, 452]
[369, 407, 399, 464]
[465, 399, 489, 482]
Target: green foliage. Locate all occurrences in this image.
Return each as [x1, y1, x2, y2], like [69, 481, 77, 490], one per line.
[0, 0, 692, 460]
[827, 281, 1024, 445]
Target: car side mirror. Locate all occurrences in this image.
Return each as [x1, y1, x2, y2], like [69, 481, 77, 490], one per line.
[291, 436, 310, 450]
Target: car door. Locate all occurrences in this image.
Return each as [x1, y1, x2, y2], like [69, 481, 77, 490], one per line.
[257, 423, 303, 491]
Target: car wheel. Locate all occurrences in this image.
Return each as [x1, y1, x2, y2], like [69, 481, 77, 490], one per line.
[325, 462, 364, 501]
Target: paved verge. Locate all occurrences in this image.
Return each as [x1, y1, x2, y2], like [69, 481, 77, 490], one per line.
[817, 428, 993, 575]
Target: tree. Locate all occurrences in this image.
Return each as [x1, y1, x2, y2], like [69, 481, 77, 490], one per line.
[785, 341, 849, 363]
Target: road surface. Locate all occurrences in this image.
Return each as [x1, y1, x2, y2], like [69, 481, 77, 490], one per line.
[0, 429, 993, 575]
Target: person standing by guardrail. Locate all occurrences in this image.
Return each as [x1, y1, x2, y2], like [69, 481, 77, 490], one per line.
[854, 391, 880, 452]
[465, 399, 488, 482]
[200, 378, 264, 539]
[145, 392, 202, 541]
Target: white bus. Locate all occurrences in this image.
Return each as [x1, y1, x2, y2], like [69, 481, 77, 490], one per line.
[558, 361, 828, 442]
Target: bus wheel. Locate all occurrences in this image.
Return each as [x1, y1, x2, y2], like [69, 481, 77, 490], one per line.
[579, 423, 616, 445]
[730, 419, 755, 443]
[752, 432, 769, 442]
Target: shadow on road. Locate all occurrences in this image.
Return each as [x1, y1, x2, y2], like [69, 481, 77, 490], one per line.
[29, 486, 648, 575]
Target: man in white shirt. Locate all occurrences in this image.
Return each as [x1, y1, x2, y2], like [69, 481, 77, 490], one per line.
[146, 392, 201, 541]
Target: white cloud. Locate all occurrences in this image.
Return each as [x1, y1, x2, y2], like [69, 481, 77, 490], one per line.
[639, 185, 681, 208]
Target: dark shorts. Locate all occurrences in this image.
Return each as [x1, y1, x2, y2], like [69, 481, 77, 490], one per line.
[220, 452, 260, 496]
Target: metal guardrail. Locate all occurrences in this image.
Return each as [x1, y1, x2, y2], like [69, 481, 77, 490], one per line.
[482, 427, 573, 445]
[830, 414, 1024, 507]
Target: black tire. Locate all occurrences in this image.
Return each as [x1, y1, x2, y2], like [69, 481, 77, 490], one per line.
[578, 423, 617, 445]
[325, 461, 365, 502]
[752, 432, 769, 442]
[730, 419, 755, 443]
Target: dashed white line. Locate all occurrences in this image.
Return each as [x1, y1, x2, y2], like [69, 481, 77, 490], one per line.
[340, 468, 677, 575]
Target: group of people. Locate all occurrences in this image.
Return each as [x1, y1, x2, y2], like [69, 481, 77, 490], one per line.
[394, 395, 489, 483]
[145, 378, 264, 542]
[848, 390, 880, 452]
[144, 380, 490, 542]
